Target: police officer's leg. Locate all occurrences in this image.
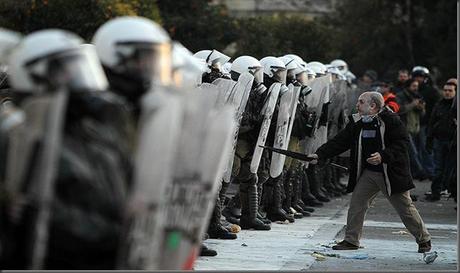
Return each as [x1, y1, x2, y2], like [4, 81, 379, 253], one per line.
[266, 171, 295, 223]
[285, 137, 307, 217]
[207, 181, 237, 239]
[222, 153, 242, 223]
[307, 164, 330, 202]
[256, 155, 271, 223]
[238, 160, 271, 230]
[300, 164, 324, 207]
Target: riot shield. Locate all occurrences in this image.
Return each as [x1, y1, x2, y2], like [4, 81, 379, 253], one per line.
[198, 82, 227, 109]
[219, 72, 253, 183]
[212, 77, 237, 104]
[327, 79, 348, 139]
[269, 84, 294, 178]
[313, 77, 332, 152]
[300, 75, 332, 164]
[250, 82, 282, 174]
[117, 87, 183, 269]
[4, 90, 69, 269]
[285, 85, 301, 149]
[152, 90, 236, 270]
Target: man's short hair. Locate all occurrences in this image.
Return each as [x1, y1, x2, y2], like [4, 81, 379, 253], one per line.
[444, 82, 457, 91]
[446, 78, 457, 90]
[363, 91, 385, 110]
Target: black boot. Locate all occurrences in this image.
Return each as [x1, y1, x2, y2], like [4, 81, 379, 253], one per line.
[222, 191, 241, 224]
[200, 244, 217, 256]
[282, 170, 302, 218]
[297, 200, 315, 213]
[266, 174, 295, 223]
[308, 165, 331, 202]
[323, 166, 342, 197]
[256, 178, 271, 224]
[207, 190, 237, 239]
[301, 167, 324, 207]
[290, 167, 312, 216]
[239, 176, 271, 230]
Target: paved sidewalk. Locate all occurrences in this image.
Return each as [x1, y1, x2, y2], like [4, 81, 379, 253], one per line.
[194, 179, 458, 271]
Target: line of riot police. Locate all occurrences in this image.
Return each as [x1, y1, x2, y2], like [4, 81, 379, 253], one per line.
[0, 16, 360, 270]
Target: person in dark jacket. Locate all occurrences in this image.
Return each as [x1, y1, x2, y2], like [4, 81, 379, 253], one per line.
[392, 69, 410, 94]
[396, 79, 427, 180]
[308, 91, 431, 253]
[412, 68, 440, 179]
[425, 81, 457, 201]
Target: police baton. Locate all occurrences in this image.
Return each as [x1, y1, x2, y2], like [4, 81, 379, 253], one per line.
[259, 145, 348, 172]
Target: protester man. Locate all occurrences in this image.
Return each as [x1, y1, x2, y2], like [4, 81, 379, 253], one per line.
[308, 91, 432, 253]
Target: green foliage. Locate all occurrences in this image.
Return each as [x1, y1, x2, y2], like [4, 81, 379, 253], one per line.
[1, 0, 455, 84]
[233, 15, 337, 60]
[322, 0, 457, 84]
[0, 0, 162, 41]
[157, 0, 237, 53]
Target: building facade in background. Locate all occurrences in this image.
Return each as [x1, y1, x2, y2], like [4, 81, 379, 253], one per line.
[212, 0, 338, 19]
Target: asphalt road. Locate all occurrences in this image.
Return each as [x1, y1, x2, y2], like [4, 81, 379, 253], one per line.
[194, 178, 458, 271]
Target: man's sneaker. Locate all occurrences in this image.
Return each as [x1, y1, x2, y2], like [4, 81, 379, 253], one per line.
[418, 240, 431, 253]
[332, 240, 359, 250]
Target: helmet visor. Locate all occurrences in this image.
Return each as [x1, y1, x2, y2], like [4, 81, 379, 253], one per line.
[271, 66, 287, 84]
[296, 71, 309, 86]
[249, 66, 263, 83]
[27, 46, 108, 92]
[115, 41, 172, 86]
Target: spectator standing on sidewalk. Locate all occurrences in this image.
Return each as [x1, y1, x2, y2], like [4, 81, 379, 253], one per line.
[393, 69, 410, 94]
[308, 91, 432, 253]
[425, 80, 457, 201]
[396, 79, 427, 179]
[411, 67, 440, 180]
[373, 80, 400, 113]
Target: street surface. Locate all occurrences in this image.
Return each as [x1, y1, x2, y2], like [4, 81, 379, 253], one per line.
[195, 178, 458, 271]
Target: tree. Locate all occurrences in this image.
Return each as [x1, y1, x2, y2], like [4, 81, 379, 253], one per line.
[157, 0, 237, 53]
[233, 15, 337, 61]
[0, 0, 161, 41]
[323, 0, 457, 84]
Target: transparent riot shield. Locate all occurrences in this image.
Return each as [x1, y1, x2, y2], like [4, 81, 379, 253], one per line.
[300, 75, 332, 166]
[117, 87, 183, 269]
[217, 72, 253, 183]
[269, 84, 294, 178]
[4, 90, 69, 269]
[152, 90, 236, 270]
[250, 82, 282, 174]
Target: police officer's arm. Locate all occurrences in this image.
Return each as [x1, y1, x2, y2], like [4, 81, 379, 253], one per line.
[315, 120, 354, 160]
[379, 117, 410, 164]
